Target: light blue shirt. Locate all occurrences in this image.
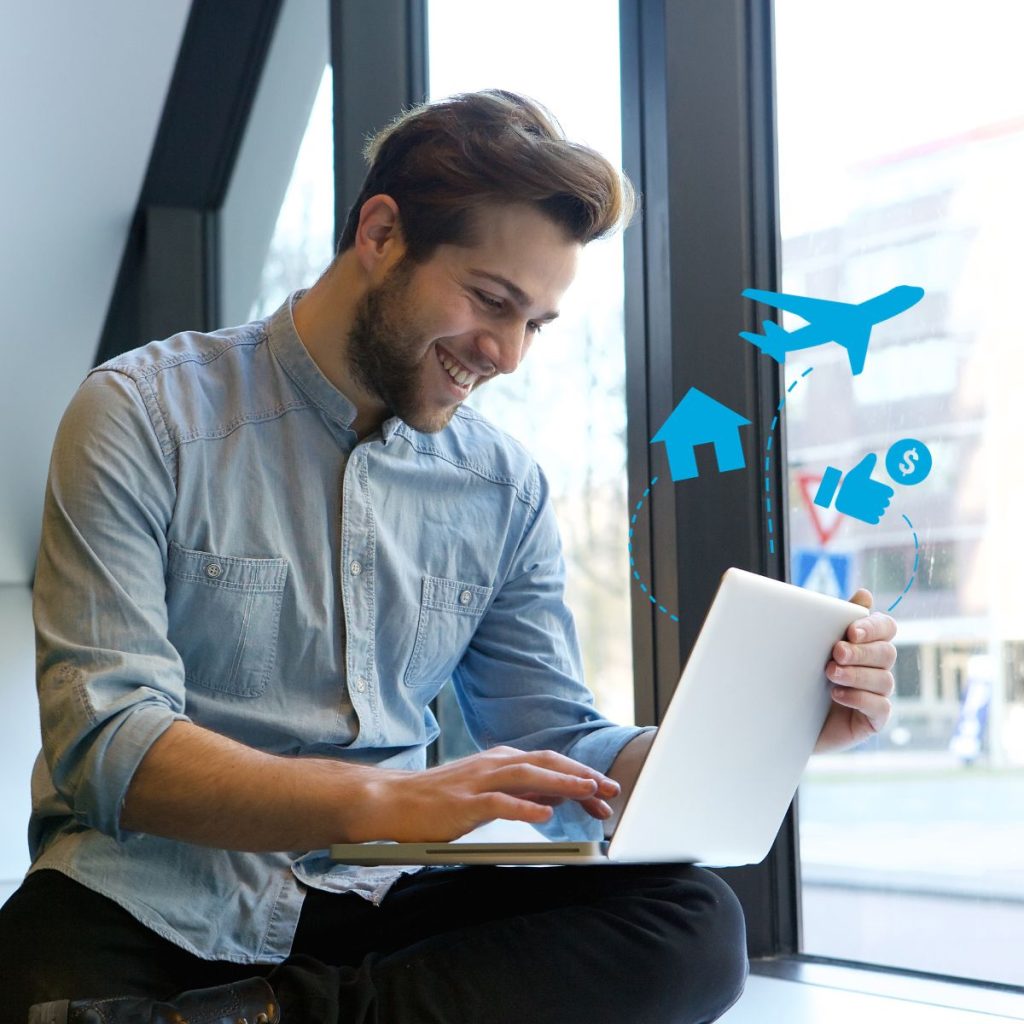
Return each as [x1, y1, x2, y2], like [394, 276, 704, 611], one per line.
[28, 293, 646, 963]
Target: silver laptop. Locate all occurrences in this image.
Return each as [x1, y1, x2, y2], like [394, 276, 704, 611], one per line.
[330, 567, 867, 868]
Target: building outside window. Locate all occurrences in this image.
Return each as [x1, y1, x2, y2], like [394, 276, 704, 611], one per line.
[776, 0, 1024, 985]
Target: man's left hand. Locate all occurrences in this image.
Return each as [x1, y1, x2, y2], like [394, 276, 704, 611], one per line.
[815, 589, 897, 753]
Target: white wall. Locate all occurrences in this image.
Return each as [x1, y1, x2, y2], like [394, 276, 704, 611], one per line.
[0, 2, 191, 586]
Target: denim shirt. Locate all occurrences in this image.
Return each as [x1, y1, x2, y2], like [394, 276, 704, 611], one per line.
[28, 293, 646, 963]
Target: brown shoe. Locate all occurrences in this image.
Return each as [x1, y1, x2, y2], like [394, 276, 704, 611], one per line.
[28, 977, 280, 1024]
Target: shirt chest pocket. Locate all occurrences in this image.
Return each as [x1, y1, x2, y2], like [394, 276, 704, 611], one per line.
[404, 574, 493, 688]
[166, 542, 289, 698]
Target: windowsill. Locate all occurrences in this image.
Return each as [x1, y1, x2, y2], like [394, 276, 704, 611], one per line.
[719, 957, 1024, 1022]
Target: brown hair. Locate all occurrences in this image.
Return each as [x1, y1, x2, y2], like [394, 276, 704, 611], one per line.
[336, 89, 637, 262]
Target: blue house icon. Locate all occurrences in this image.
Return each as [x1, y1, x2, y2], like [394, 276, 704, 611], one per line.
[650, 387, 751, 482]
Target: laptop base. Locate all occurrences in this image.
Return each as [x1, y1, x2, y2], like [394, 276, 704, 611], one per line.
[329, 840, 610, 866]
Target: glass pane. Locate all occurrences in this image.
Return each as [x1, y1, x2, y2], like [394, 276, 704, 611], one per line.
[427, 0, 633, 735]
[249, 65, 335, 322]
[776, 0, 1024, 985]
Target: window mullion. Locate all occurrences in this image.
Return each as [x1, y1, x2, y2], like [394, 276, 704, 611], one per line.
[620, 0, 790, 957]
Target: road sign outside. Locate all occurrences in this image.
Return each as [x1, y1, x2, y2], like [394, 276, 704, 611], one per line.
[794, 548, 851, 599]
[797, 471, 844, 546]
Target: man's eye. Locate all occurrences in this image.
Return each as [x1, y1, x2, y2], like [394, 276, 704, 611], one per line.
[527, 321, 544, 334]
[476, 291, 504, 310]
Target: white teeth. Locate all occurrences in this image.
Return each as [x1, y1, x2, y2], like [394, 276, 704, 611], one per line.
[438, 351, 477, 388]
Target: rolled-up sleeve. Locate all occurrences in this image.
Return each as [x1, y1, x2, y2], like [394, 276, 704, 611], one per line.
[34, 370, 189, 842]
[452, 462, 650, 840]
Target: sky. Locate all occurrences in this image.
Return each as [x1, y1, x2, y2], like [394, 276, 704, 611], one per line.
[775, 0, 1024, 235]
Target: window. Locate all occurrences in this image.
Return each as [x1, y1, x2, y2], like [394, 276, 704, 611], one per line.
[218, 0, 332, 326]
[247, 66, 334, 322]
[777, 0, 1024, 985]
[427, 0, 633, 729]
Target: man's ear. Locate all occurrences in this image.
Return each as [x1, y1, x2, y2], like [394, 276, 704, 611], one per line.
[354, 194, 405, 275]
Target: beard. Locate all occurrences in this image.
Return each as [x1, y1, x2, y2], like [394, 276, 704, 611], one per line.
[346, 260, 463, 434]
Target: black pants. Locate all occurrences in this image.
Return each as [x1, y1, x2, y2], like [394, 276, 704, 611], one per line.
[1, 865, 747, 1024]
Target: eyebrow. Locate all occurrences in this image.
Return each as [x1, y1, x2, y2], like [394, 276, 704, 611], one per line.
[468, 269, 561, 322]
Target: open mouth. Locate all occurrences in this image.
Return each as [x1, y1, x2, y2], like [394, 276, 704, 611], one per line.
[436, 346, 481, 393]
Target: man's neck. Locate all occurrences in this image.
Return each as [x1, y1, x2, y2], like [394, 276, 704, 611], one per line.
[292, 258, 387, 438]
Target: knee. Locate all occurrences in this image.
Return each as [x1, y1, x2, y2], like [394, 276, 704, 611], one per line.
[689, 868, 748, 1018]
[639, 866, 749, 1022]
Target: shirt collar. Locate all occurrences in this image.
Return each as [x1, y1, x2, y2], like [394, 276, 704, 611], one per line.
[266, 290, 359, 431]
[267, 291, 405, 445]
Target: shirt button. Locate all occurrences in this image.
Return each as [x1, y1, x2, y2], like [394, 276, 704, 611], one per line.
[355, 678, 367, 692]
[205, 563, 222, 578]
[350, 560, 363, 576]
[459, 590, 473, 606]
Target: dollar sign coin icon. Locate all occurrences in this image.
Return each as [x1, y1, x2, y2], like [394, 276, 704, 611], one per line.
[885, 438, 932, 486]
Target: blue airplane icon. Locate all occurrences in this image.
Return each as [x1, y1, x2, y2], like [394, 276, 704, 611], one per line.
[740, 285, 924, 375]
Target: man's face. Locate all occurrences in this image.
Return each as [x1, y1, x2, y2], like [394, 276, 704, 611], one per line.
[346, 203, 580, 434]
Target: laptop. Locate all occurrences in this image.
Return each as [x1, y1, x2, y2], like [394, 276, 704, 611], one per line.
[329, 567, 868, 868]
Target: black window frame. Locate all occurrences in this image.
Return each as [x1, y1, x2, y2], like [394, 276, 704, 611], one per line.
[621, 0, 793, 959]
[97, 0, 285, 362]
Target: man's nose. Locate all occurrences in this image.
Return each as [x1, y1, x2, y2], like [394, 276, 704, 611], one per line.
[475, 323, 530, 376]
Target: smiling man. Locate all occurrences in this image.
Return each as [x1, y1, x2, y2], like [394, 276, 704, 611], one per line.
[4, 90, 896, 1024]
[295, 199, 574, 438]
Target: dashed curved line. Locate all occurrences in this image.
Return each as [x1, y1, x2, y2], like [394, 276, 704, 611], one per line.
[886, 514, 919, 612]
[764, 365, 815, 556]
[633, 369, 920, 622]
[625, 476, 680, 622]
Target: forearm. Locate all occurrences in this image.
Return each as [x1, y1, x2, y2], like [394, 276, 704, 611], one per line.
[602, 729, 656, 838]
[121, 723, 626, 851]
[120, 721, 383, 851]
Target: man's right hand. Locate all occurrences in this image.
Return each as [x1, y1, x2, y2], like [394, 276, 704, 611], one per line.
[357, 746, 620, 843]
[122, 723, 619, 851]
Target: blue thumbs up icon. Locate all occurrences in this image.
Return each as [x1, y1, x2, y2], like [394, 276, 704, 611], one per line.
[814, 439, 934, 527]
[814, 453, 894, 525]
